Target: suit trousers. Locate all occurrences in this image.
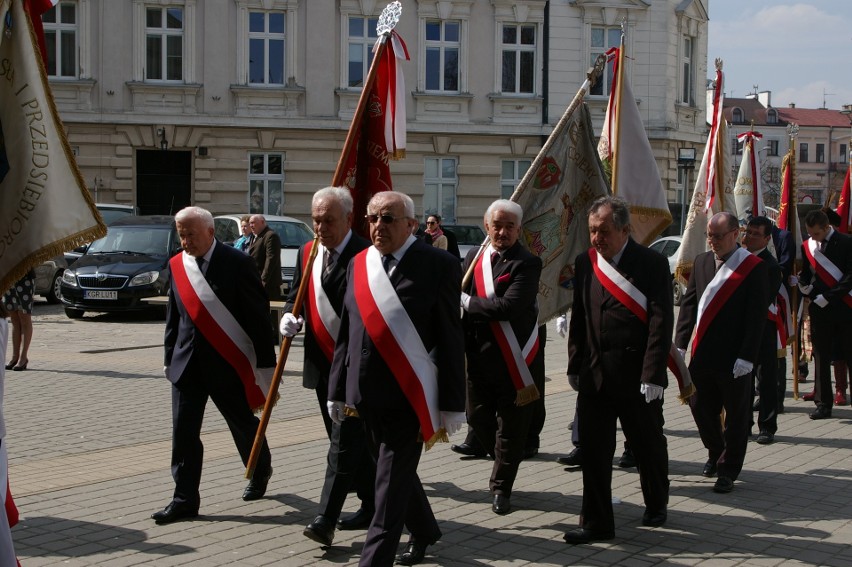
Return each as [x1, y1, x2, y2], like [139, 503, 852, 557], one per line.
[809, 304, 852, 409]
[170, 356, 271, 507]
[756, 351, 779, 434]
[576, 383, 668, 533]
[467, 377, 533, 497]
[313, 386, 375, 520]
[358, 403, 440, 567]
[689, 368, 751, 480]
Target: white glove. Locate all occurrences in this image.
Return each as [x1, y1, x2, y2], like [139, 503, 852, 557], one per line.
[279, 313, 304, 337]
[555, 315, 568, 338]
[440, 411, 467, 436]
[813, 294, 828, 308]
[460, 292, 471, 311]
[568, 374, 580, 391]
[327, 401, 345, 425]
[163, 365, 169, 378]
[640, 383, 664, 403]
[677, 348, 686, 360]
[798, 282, 813, 295]
[788, 275, 798, 286]
[732, 358, 753, 378]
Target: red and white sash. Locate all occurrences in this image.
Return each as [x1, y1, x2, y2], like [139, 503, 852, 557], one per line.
[772, 283, 793, 355]
[170, 252, 270, 411]
[302, 241, 339, 361]
[473, 245, 540, 405]
[352, 247, 443, 448]
[588, 249, 693, 397]
[693, 248, 761, 356]
[803, 238, 852, 309]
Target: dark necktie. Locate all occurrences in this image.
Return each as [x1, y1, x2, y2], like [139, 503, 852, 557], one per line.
[714, 256, 724, 273]
[324, 249, 336, 276]
[196, 256, 206, 275]
[818, 240, 826, 253]
[491, 251, 500, 267]
[382, 254, 395, 274]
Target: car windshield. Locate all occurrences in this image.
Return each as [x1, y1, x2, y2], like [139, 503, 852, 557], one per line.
[447, 225, 486, 245]
[269, 221, 313, 248]
[87, 227, 173, 256]
[99, 208, 135, 226]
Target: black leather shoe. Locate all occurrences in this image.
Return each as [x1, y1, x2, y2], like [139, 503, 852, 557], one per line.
[397, 538, 432, 566]
[304, 515, 335, 546]
[242, 467, 272, 501]
[702, 460, 717, 478]
[642, 509, 667, 527]
[756, 431, 775, 445]
[562, 527, 615, 544]
[337, 507, 373, 530]
[810, 405, 832, 420]
[618, 450, 636, 468]
[151, 501, 199, 525]
[523, 446, 538, 459]
[713, 476, 734, 493]
[557, 447, 582, 467]
[450, 442, 486, 458]
[492, 494, 511, 515]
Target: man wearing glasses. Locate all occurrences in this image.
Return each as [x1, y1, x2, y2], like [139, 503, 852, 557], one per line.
[328, 191, 465, 566]
[675, 212, 770, 494]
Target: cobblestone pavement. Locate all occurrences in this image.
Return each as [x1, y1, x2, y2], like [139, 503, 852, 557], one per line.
[4, 300, 851, 566]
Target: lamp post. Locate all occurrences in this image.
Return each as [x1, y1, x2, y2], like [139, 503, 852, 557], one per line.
[677, 147, 696, 233]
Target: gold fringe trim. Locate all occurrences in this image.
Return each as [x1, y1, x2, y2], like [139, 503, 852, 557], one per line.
[674, 262, 694, 288]
[424, 428, 449, 451]
[389, 149, 406, 160]
[677, 382, 696, 405]
[343, 406, 360, 418]
[252, 392, 280, 415]
[515, 384, 541, 407]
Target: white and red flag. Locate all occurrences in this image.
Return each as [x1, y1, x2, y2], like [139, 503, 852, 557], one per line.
[837, 163, 851, 234]
[734, 130, 765, 222]
[597, 38, 671, 245]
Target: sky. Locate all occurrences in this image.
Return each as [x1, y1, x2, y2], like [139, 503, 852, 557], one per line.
[707, 0, 852, 110]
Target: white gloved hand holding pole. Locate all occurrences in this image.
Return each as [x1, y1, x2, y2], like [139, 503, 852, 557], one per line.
[279, 313, 304, 337]
[640, 383, 664, 403]
[327, 401, 345, 425]
[732, 358, 753, 378]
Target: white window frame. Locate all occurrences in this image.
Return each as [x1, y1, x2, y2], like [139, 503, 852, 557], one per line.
[680, 35, 694, 105]
[341, 13, 379, 89]
[235, 0, 298, 87]
[588, 25, 621, 97]
[144, 5, 184, 82]
[841, 143, 848, 164]
[501, 159, 531, 199]
[248, 153, 286, 215]
[43, 1, 79, 79]
[415, 1, 473, 94]
[497, 22, 537, 95]
[132, 1, 196, 83]
[423, 19, 461, 93]
[424, 157, 458, 223]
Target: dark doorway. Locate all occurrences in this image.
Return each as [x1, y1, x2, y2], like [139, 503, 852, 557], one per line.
[137, 150, 191, 215]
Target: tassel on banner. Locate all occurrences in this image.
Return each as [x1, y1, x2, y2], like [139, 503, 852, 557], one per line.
[515, 384, 541, 407]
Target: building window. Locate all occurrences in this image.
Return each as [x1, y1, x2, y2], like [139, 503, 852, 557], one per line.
[249, 11, 285, 85]
[731, 108, 744, 123]
[501, 159, 531, 199]
[347, 16, 378, 88]
[501, 23, 535, 94]
[681, 36, 693, 105]
[799, 143, 808, 163]
[732, 137, 743, 156]
[767, 108, 778, 124]
[816, 143, 825, 163]
[767, 139, 779, 157]
[589, 26, 620, 96]
[767, 167, 780, 183]
[425, 20, 460, 92]
[145, 6, 183, 81]
[43, 1, 77, 78]
[841, 143, 848, 164]
[248, 153, 285, 215]
[424, 157, 457, 222]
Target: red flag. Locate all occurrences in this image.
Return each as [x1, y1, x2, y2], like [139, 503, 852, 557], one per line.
[341, 32, 409, 237]
[837, 165, 851, 234]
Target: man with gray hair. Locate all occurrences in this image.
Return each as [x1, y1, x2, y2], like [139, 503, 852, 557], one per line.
[461, 198, 543, 516]
[564, 196, 672, 543]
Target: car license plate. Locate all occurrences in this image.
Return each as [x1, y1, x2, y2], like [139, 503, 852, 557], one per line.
[84, 290, 118, 300]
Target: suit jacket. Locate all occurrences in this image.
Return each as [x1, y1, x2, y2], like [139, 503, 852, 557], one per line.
[771, 225, 795, 285]
[567, 239, 673, 393]
[799, 230, 852, 315]
[675, 247, 770, 373]
[461, 241, 542, 391]
[164, 241, 275, 384]
[757, 247, 783, 356]
[248, 226, 283, 300]
[328, 238, 465, 414]
[286, 233, 370, 389]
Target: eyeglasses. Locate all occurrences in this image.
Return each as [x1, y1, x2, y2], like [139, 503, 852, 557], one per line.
[707, 229, 737, 241]
[426, 221, 437, 225]
[365, 214, 404, 225]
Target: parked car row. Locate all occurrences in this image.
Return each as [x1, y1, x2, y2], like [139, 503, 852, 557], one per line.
[648, 235, 685, 306]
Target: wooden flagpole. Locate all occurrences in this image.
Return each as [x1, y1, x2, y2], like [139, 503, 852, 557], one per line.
[245, 1, 403, 479]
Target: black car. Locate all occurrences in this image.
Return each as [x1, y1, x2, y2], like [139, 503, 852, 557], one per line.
[59, 216, 179, 318]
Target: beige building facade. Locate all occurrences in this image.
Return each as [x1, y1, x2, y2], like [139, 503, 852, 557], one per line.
[47, 0, 709, 226]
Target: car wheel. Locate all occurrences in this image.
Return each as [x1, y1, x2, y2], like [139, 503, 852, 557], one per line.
[65, 307, 85, 319]
[45, 272, 63, 304]
[672, 279, 683, 307]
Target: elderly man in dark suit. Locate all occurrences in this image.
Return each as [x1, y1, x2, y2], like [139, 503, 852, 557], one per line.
[742, 216, 782, 444]
[248, 214, 283, 301]
[797, 209, 852, 420]
[280, 186, 374, 547]
[676, 211, 770, 494]
[329, 191, 465, 566]
[460, 199, 542, 516]
[153, 206, 275, 525]
[563, 196, 672, 544]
